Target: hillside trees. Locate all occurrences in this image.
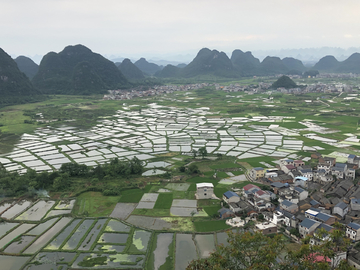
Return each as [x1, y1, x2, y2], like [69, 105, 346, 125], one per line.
[187, 227, 352, 270]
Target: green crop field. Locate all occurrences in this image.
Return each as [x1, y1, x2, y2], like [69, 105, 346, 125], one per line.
[118, 189, 145, 203]
[154, 193, 173, 209]
[193, 220, 231, 232]
[73, 192, 119, 217]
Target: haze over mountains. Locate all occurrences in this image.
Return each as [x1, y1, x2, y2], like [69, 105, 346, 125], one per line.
[1, 44, 360, 103]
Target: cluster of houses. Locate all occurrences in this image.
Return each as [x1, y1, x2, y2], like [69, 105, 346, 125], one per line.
[103, 83, 213, 100]
[195, 153, 360, 268]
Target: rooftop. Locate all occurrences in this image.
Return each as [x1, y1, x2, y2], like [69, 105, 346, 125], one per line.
[196, 182, 214, 188]
[223, 191, 240, 199]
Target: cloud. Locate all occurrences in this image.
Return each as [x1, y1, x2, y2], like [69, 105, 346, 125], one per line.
[2, 0, 360, 58]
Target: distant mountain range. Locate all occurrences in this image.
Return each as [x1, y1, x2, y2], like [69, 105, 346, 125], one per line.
[155, 48, 360, 78]
[1, 44, 360, 103]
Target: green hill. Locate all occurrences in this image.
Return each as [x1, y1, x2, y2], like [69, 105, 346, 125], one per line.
[118, 58, 145, 80]
[271, 75, 297, 89]
[181, 48, 237, 78]
[230, 49, 260, 76]
[336, 53, 360, 73]
[282, 57, 307, 72]
[14, 56, 39, 80]
[0, 48, 42, 105]
[32, 44, 129, 95]
[259, 56, 289, 75]
[134, 58, 162, 76]
[313, 55, 339, 71]
[155, 64, 181, 78]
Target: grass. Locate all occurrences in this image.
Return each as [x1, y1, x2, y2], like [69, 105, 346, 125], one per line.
[186, 176, 218, 185]
[203, 206, 222, 217]
[173, 191, 196, 200]
[118, 189, 145, 203]
[214, 185, 230, 198]
[154, 193, 173, 209]
[73, 192, 119, 217]
[210, 162, 241, 170]
[243, 156, 277, 168]
[131, 208, 170, 216]
[193, 220, 231, 232]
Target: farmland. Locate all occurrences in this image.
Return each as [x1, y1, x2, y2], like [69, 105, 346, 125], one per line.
[0, 78, 360, 269]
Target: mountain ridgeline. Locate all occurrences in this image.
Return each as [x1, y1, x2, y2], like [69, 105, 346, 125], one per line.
[155, 48, 360, 79]
[118, 59, 145, 80]
[32, 45, 129, 95]
[0, 48, 42, 105]
[14, 56, 39, 80]
[2, 44, 360, 103]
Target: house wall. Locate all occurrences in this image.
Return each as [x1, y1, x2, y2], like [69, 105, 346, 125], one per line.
[197, 187, 214, 199]
[346, 228, 360, 242]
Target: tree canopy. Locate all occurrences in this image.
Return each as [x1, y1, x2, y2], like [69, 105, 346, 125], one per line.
[187, 227, 352, 270]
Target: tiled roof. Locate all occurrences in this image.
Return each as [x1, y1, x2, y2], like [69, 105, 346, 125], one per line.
[335, 202, 348, 210]
[223, 191, 239, 199]
[243, 184, 260, 191]
[348, 222, 360, 230]
[300, 218, 320, 229]
[282, 200, 295, 207]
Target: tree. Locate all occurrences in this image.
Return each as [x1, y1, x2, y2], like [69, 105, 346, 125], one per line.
[192, 149, 197, 158]
[281, 225, 352, 270]
[187, 231, 285, 270]
[187, 228, 352, 270]
[188, 164, 200, 174]
[216, 153, 223, 160]
[198, 147, 208, 159]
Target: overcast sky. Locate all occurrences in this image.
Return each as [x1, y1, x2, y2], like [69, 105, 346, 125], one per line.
[2, 0, 360, 62]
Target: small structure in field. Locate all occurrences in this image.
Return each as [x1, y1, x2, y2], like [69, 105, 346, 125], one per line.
[196, 183, 214, 199]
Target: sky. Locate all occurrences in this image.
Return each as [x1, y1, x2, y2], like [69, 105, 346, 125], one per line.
[2, 0, 360, 63]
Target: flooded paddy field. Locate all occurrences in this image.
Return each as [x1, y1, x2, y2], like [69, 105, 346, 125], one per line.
[79, 218, 107, 250]
[0, 209, 236, 270]
[152, 233, 174, 270]
[98, 232, 129, 244]
[105, 219, 131, 232]
[175, 234, 198, 270]
[0, 255, 31, 270]
[15, 200, 55, 221]
[62, 219, 95, 250]
[45, 219, 82, 250]
[0, 103, 326, 175]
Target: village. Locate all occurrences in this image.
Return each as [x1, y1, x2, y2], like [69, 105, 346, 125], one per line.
[194, 152, 360, 268]
[103, 75, 357, 101]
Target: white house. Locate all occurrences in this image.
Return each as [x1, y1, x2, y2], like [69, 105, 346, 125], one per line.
[346, 222, 360, 242]
[196, 183, 214, 199]
[333, 202, 349, 218]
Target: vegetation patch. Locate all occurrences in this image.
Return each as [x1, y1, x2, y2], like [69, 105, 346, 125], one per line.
[78, 255, 107, 267]
[154, 193, 173, 209]
[193, 220, 231, 232]
[118, 189, 145, 203]
[73, 192, 119, 217]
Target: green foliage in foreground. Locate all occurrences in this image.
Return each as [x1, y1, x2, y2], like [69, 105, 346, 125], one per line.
[187, 227, 352, 270]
